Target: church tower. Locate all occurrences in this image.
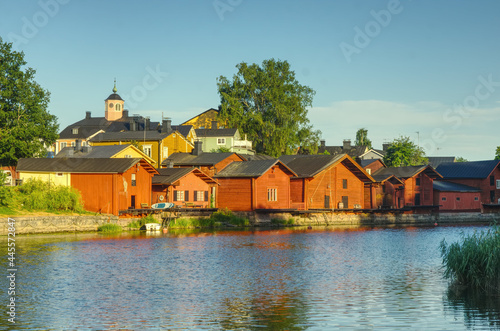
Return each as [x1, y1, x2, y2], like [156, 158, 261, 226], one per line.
[105, 79, 125, 121]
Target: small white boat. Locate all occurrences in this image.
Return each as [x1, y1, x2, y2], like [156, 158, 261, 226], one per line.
[144, 223, 161, 231]
[151, 202, 175, 209]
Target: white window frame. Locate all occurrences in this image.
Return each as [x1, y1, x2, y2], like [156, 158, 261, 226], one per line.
[72, 128, 78, 134]
[196, 191, 204, 202]
[142, 144, 152, 157]
[496, 179, 500, 189]
[217, 138, 226, 145]
[366, 168, 371, 175]
[163, 146, 169, 160]
[60, 142, 67, 149]
[176, 190, 185, 201]
[71, 141, 75, 147]
[267, 188, 277, 202]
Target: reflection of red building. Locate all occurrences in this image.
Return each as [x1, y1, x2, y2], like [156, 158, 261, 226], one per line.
[372, 165, 442, 208]
[433, 181, 481, 212]
[280, 154, 374, 210]
[215, 160, 296, 211]
[152, 168, 217, 207]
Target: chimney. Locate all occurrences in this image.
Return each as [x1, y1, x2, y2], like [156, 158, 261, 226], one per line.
[75, 140, 81, 151]
[167, 160, 174, 168]
[383, 143, 390, 152]
[85, 111, 91, 119]
[123, 110, 129, 118]
[192, 140, 203, 156]
[211, 121, 218, 129]
[320, 140, 326, 148]
[162, 119, 172, 134]
[343, 139, 351, 150]
[145, 118, 151, 131]
[129, 119, 136, 131]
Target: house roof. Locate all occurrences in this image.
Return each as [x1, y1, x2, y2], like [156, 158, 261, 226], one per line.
[161, 152, 244, 167]
[373, 165, 442, 180]
[171, 125, 194, 139]
[153, 168, 217, 185]
[215, 159, 296, 178]
[279, 154, 374, 182]
[105, 93, 124, 101]
[427, 156, 456, 168]
[360, 149, 386, 159]
[317, 145, 368, 158]
[181, 108, 219, 125]
[436, 160, 500, 179]
[17, 158, 158, 174]
[359, 158, 385, 168]
[433, 180, 481, 192]
[90, 130, 172, 142]
[55, 144, 156, 165]
[195, 128, 238, 137]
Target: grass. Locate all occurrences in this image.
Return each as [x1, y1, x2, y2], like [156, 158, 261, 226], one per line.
[0, 179, 85, 215]
[127, 214, 159, 228]
[167, 209, 250, 229]
[209, 208, 249, 227]
[440, 225, 500, 293]
[98, 223, 123, 233]
[271, 218, 295, 226]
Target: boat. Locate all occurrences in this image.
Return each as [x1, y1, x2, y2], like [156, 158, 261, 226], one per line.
[151, 202, 175, 209]
[144, 223, 161, 231]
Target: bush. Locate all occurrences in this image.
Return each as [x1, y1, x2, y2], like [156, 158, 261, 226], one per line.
[98, 224, 123, 233]
[210, 208, 249, 227]
[169, 217, 218, 229]
[440, 226, 500, 293]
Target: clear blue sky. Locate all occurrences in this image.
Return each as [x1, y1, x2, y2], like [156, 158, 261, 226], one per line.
[1, 0, 499, 160]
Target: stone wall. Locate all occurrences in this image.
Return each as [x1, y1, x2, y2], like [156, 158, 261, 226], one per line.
[0, 215, 120, 235]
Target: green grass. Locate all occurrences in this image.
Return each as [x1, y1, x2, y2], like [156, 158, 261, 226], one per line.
[271, 218, 295, 226]
[0, 179, 85, 214]
[97, 223, 123, 233]
[168, 217, 220, 229]
[127, 214, 159, 228]
[440, 225, 500, 293]
[210, 208, 249, 227]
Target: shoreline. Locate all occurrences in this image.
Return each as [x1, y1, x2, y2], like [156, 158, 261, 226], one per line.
[1, 211, 499, 235]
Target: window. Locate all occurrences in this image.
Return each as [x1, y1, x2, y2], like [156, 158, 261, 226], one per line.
[56, 173, 63, 177]
[342, 179, 347, 189]
[456, 197, 461, 201]
[131, 174, 136, 187]
[142, 145, 152, 157]
[474, 197, 479, 201]
[382, 185, 386, 193]
[174, 190, 185, 201]
[124, 155, 132, 158]
[217, 138, 226, 145]
[366, 168, 371, 175]
[60, 142, 67, 149]
[72, 128, 78, 134]
[71, 141, 75, 147]
[497, 180, 500, 189]
[490, 175, 495, 186]
[194, 191, 208, 202]
[82, 141, 87, 146]
[442, 197, 447, 201]
[267, 188, 277, 201]
[163, 147, 169, 159]
[116, 104, 121, 111]
[415, 177, 421, 186]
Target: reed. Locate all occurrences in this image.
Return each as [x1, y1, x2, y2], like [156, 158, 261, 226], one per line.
[97, 223, 123, 233]
[210, 208, 249, 227]
[127, 214, 159, 228]
[440, 226, 500, 293]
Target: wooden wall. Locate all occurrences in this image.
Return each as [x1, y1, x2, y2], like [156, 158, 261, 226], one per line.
[433, 190, 481, 212]
[152, 171, 212, 207]
[216, 178, 253, 211]
[254, 166, 291, 210]
[443, 167, 500, 204]
[403, 173, 434, 206]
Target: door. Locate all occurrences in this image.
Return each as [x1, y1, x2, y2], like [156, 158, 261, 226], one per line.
[342, 196, 348, 209]
[415, 193, 421, 206]
[324, 195, 330, 209]
[490, 190, 495, 204]
[131, 195, 136, 209]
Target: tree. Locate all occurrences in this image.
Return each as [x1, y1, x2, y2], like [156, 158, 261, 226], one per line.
[0, 38, 58, 166]
[455, 156, 468, 162]
[495, 146, 500, 160]
[355, 128, 372, 149]
[217, 59, 320, 157]
[383, 136, 428, 167]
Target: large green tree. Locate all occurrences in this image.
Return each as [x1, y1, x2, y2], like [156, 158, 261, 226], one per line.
[355, 128, 372, 149]
[383, 136, 428, 167]
[495, 146, 500, 160]
[217, 59, 320, 157]
[0, 38, 58, 166]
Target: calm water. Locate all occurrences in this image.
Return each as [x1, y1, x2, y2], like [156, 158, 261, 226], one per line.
[1, 224, 500, 330]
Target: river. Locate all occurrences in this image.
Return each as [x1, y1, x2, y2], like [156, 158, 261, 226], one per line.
[1, 224, 499, 330]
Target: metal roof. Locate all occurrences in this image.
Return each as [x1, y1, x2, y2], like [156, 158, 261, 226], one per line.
[195, 128, 238, 137]
[436, 160, 500, 179]
[153, 168, 217, 185]
[373, 165, 442, 179]
[90, 130, 171, 142]
[427, 157, 456, 168]
[105, 93, 124, 101]
[162, 152, 244, 166]
[433, 180, 481, 192]
[215, 159, 296, 178]
[359, 158, 384, 168]
[56, 144, 131, 158]
[17, 158, 147, 173]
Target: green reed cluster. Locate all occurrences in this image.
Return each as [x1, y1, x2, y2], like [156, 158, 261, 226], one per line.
[440, 226, 500, 293]
[97, 223, 123, 233]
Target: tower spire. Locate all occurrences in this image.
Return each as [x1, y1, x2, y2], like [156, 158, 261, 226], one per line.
[113, 78, 117, 93]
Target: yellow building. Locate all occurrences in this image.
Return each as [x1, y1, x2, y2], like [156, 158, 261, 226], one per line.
[18, 170, 71, 187]
[90, 126, 193, 167]
[55, 144, 156, 166]
[181, 108, 222, 129]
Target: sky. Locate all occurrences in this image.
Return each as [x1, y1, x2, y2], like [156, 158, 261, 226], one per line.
[1, 0, 499, 161]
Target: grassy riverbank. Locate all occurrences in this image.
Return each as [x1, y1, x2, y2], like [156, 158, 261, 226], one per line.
[440, 225, 500, 293]
[0, 179, 86, 216]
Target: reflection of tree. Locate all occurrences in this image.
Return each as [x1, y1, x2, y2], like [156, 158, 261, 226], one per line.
[444, 285, 500, 329]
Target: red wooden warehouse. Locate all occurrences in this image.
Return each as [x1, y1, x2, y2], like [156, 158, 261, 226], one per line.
[215, 159, 296, 211]
[433, 181, 481, 212]
[152, 167, 218, 207]
[280, 154, 375, 210]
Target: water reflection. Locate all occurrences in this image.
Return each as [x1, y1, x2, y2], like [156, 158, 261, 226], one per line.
[1, 225, 499, 330]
